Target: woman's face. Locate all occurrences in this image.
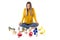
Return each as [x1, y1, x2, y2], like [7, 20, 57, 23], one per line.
[26, 4, 30, 9]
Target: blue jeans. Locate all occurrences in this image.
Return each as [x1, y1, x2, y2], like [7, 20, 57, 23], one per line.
[20, 23, 38, 29]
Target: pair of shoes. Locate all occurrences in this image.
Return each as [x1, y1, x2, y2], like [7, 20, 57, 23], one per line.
[8, 26, 15, 31]
[8, 26, 16, 35]
[39, 26, 46, 34]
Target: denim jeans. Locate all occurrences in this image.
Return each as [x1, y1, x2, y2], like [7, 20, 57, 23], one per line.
[20, 23, 38, 29]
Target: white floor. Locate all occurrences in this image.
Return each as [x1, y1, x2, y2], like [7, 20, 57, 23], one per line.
[0, 0, 60, 40]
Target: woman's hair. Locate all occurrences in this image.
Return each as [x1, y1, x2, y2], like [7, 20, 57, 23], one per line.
[26, 2, 32, 16]
[26, 1, 32, 9]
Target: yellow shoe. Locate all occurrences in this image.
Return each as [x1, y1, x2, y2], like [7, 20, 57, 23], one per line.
[38, 26, 46, 34]
[39, 26, 43, 31]
[40, 29, 45, 34]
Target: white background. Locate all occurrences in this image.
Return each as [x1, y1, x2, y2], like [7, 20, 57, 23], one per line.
[0, 0, 60, 40]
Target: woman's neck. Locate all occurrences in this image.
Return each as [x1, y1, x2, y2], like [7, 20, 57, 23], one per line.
[27, 8, 31, 10]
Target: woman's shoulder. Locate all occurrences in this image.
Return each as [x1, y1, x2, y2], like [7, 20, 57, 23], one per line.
[32, 8, 34, 9]
[23, 8, 35, 10]
[24, 8, 26, 10]
[32, 8, 35, 11]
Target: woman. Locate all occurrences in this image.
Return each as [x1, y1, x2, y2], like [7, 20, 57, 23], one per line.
[19, 2, 39, 31]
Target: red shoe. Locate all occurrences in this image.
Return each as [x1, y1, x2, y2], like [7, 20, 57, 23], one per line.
[29, 32, 33, 37]
[17, 32, 22, 38]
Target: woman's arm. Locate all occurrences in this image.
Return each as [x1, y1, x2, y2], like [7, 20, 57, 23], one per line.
[33, 8, 37, 22]
[21, 8, 25, 23]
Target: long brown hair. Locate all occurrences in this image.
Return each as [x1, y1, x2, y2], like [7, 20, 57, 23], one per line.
[26, 2, 32, 16]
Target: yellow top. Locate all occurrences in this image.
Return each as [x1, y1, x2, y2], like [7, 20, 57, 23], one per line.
[21, 8, 37, 24]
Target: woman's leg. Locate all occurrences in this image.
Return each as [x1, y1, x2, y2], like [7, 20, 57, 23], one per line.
[30, 23, 38, 27]
[29, 23, 39, 31]
[20, 23, 30, 32]
[20, 23, 30, 29]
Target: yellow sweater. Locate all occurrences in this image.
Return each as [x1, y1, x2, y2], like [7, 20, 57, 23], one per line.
[21, 8, 37, 24]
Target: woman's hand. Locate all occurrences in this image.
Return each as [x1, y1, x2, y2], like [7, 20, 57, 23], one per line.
[36, 21, 39, 25]
[19, 21, 22, 25]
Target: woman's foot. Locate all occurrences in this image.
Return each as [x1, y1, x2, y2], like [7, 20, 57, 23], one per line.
[29, 27, 35, 32]
[21, 28, 25, 32]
